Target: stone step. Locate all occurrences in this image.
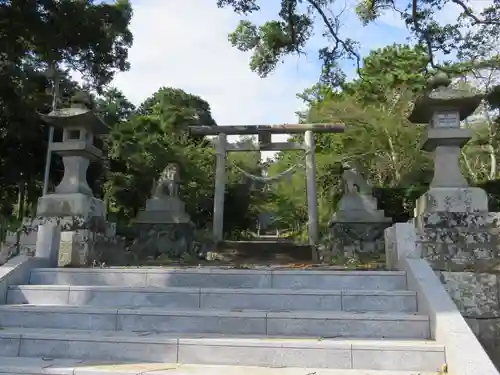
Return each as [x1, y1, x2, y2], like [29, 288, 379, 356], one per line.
[29, 268, 408, 290]
[7, 285, 417, 312]
[0, 305, 430, 338]
[0, 357, 442, 375]
[215, 240, 313, 262]
[0, 328, 445, 371]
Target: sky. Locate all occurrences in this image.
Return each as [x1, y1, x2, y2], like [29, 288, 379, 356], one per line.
[105, 0, 492, 158]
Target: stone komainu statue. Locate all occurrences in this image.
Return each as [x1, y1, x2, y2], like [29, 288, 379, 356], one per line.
[151, 163, 181, 198]
[341, 163, 371, 195]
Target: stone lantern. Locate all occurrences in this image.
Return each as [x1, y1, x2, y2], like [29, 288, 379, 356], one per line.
[409, 72, 487, 219]
[36, 91, 108, 266]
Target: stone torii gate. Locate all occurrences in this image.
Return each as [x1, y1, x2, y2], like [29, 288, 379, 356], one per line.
[189, 123, 345, 248]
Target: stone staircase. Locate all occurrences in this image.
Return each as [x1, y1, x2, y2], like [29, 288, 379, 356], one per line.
[0, 267, 445, 374]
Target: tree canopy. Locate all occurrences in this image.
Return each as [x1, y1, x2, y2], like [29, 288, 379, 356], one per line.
[217, 0, 500, 85]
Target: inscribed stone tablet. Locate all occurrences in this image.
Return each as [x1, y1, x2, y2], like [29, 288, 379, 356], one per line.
[433, 111, 460, 128]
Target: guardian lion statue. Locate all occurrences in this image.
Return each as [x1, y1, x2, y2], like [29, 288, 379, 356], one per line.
[341, 162, 371, 195]
[151, 163, 181, 198]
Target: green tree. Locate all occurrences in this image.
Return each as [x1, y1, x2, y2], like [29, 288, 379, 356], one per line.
[0, 0, 133, 220]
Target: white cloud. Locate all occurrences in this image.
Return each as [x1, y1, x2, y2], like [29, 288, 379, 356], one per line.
[112, 0, 317, 127]
[108, 0, 325, 159]
[377, 0, 494, 30]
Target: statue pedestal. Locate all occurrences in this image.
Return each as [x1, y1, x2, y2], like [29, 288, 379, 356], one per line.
[136, 196, 191, 223]
[132, 196, 194, 260]
[323, 192, 391, 262]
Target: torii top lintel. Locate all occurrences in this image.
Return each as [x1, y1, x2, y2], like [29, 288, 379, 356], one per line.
[189, 123, 345, 136]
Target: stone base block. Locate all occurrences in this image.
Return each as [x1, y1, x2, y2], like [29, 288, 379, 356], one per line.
[32, 193, 106, 232]
[415, 211, 500, 272]
[384, 223, 419, 270]
[36, 193, 106, 222]
[437, 271, 500, 319]
[329, 222, 392, 243]
[58, 230, 93, 267]
[323, 221, 391, 262]
[336, 194, 379, 212]
[415, 187, 488, 216]
[415, 211, 500, 230]
[136, 196, 191, 224]
[145, 196, 185, 212]
[134, 210, 190, 224]
[34, 223, 60, 266]
[131, 222, 195, 259]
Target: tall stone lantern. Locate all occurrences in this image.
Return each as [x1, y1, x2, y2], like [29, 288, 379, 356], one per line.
[36, 91, 108, 266]
[409, 72, 487, 221]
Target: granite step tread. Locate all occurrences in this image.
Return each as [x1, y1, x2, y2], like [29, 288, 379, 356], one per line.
[28, 268, 407, 290]
[0, 328, 444, 370]
[31, 267, 407, 275]
[8, 284, 416, 296]
[0, 304, 430, 338]
[0, 326, 443, 347]
[0, 356, 440, 375]
[0, 304, 427, 319]
[6, 284, 417, 312]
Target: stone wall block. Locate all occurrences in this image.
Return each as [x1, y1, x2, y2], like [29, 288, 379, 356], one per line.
[420, 228, 495, 244]
[438, 271, 500, 318]
[417, 212, 500, 229]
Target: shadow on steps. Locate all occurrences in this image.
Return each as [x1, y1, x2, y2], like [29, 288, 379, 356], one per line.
[215, 240, 313, 264]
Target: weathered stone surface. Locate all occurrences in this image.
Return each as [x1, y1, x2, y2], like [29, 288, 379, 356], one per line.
[131, 222, 195, 260]
[438, 271, 499, 318]
[466, 317, 500, 369]
[415, 211, 500, 272]
[416, 212, 500, 229]
[415, 187, 488, 216]
[418, 226, 500, 272]
[385, 223, 419, 270]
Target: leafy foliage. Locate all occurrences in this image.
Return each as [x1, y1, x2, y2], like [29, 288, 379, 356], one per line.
[217, 0, 500, 85]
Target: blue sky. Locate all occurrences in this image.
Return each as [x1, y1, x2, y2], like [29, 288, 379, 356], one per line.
[110, 0, 413, 122]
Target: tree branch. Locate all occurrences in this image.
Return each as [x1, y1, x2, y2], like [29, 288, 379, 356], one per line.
[411, 0, 437, 71]
[450, 0, 500, 26]
[304, 0, 362, 75]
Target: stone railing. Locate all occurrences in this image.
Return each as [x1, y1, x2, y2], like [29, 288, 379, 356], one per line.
[0, 256, 51, 304]
[385, 222, 499, 375]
